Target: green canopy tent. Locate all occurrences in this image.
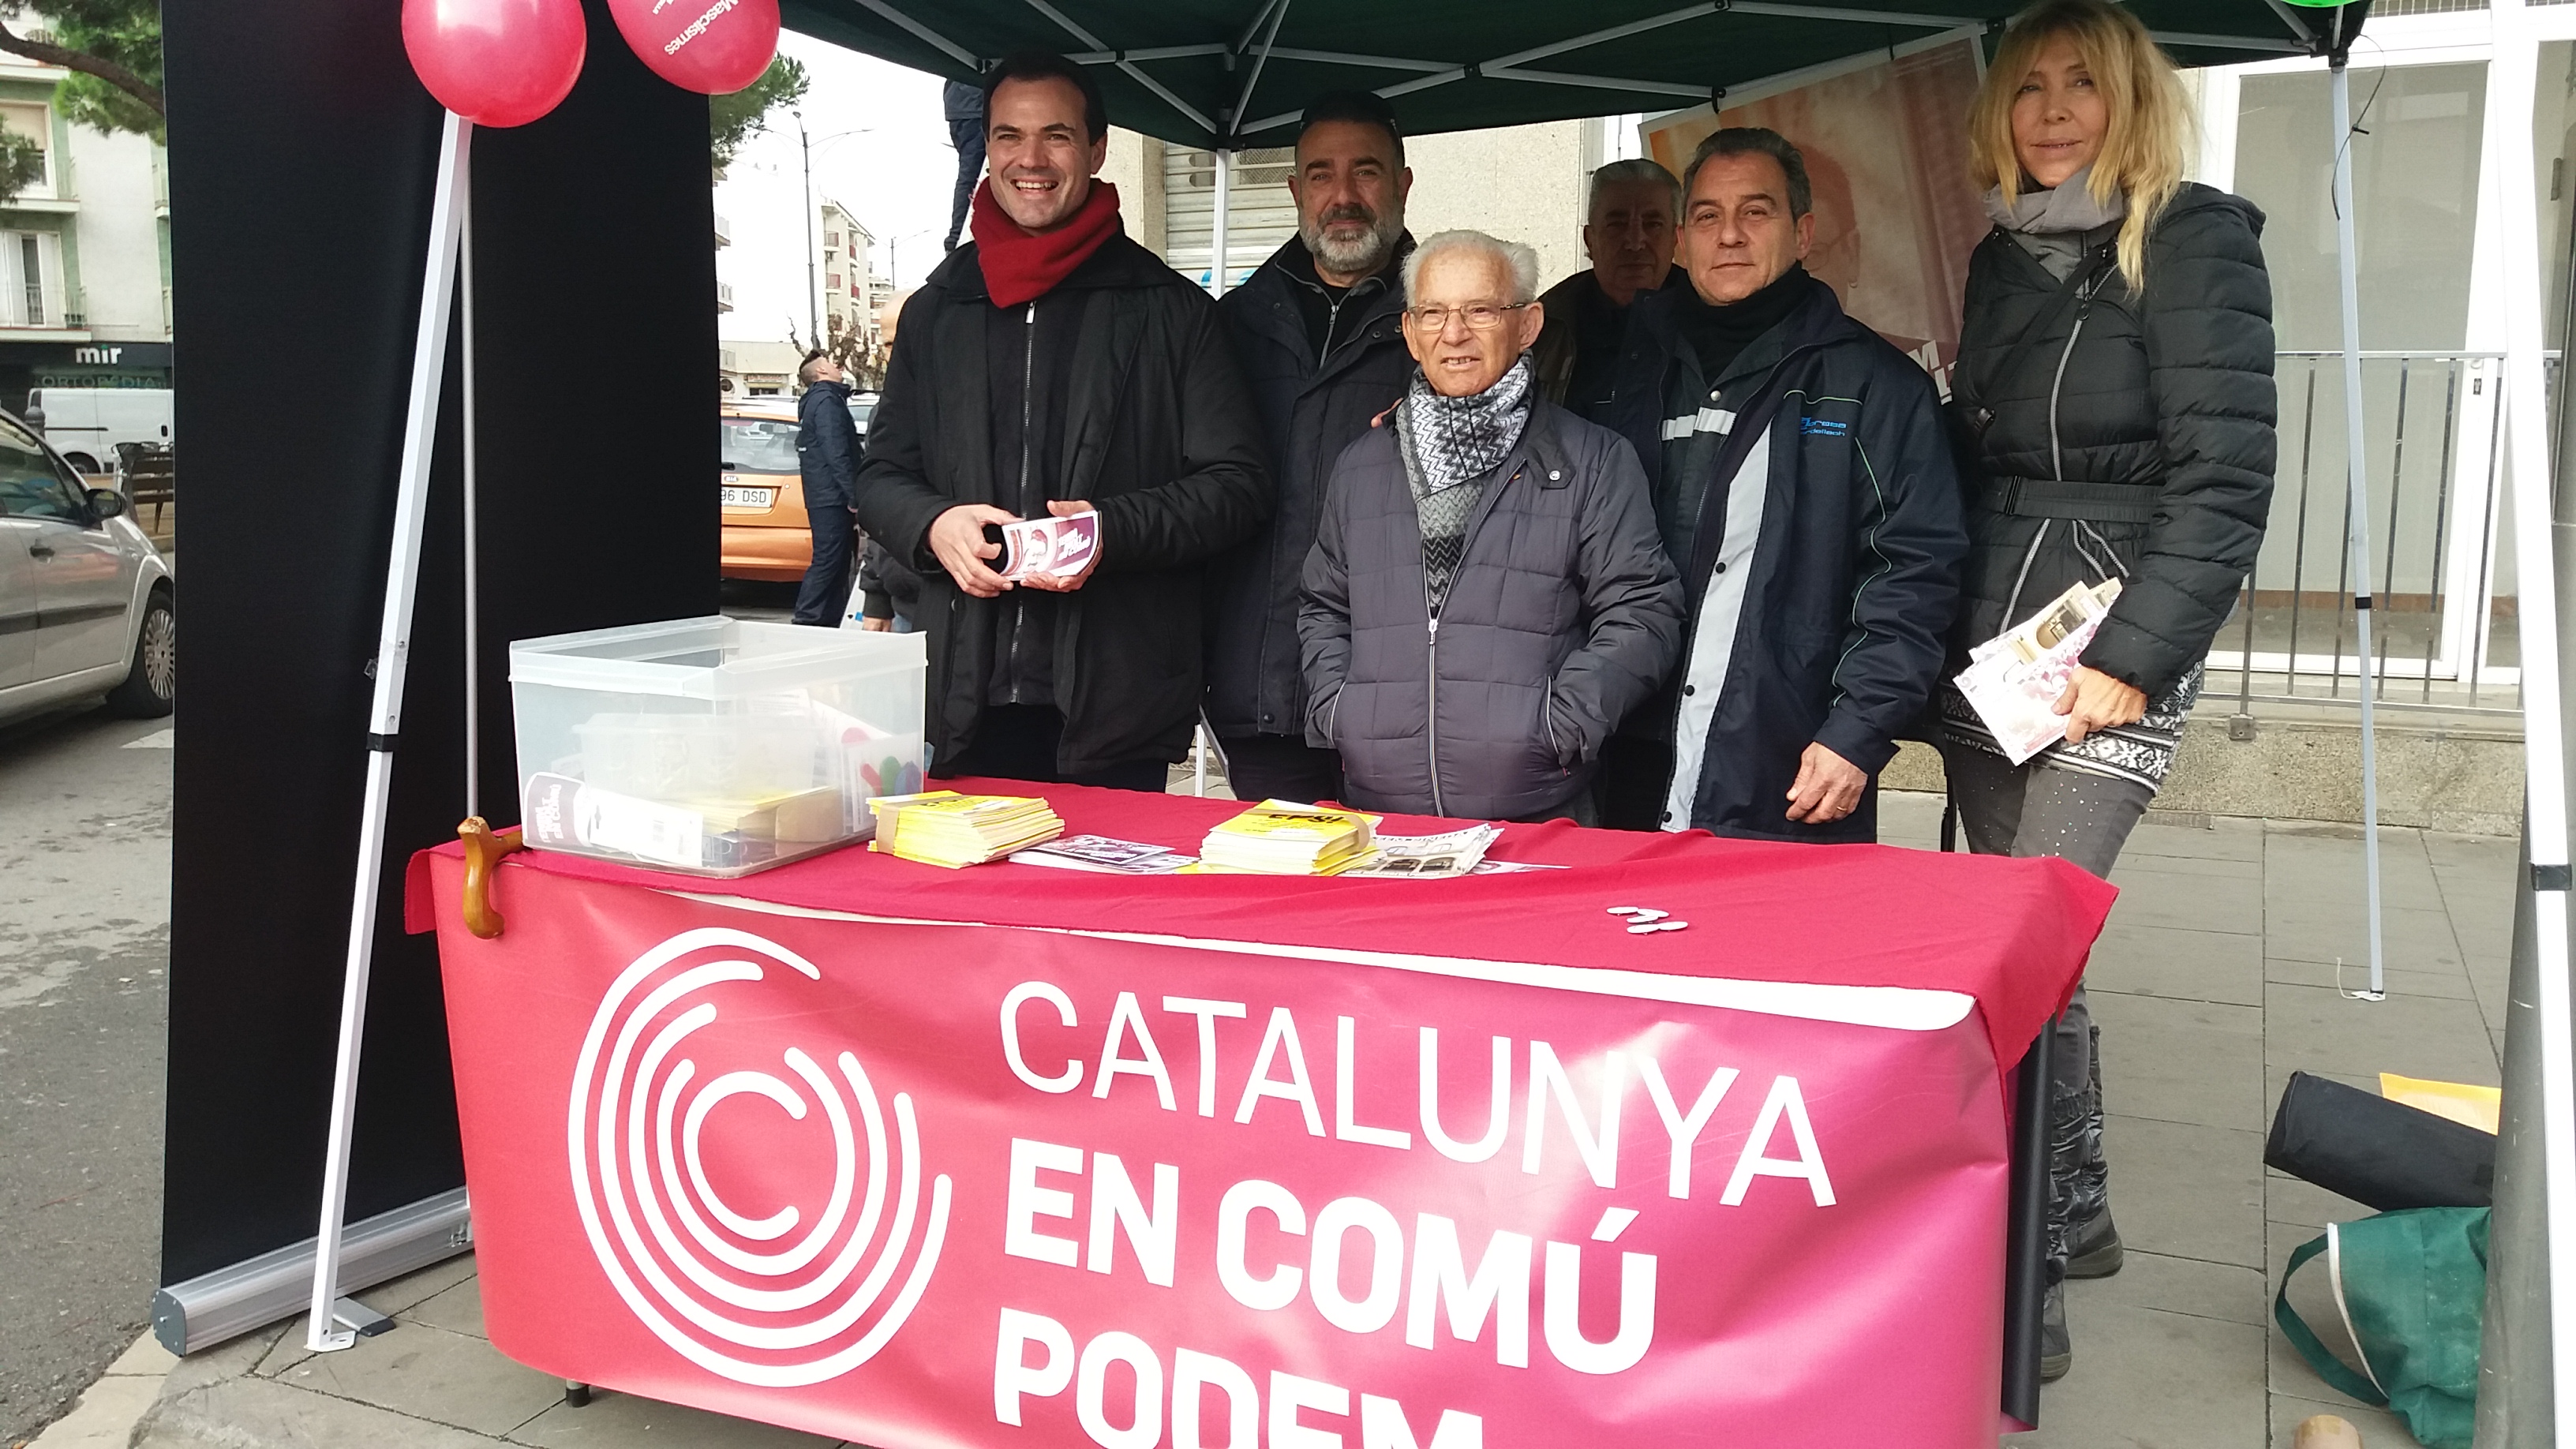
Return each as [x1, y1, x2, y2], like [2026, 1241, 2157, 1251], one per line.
[784, 0, 2331, 150]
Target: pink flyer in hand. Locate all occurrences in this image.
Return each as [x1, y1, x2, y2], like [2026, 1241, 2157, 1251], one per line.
[999, 512, 1100, 581]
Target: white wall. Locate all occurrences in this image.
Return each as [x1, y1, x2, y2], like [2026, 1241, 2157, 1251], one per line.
[63, 123, 161, 340]
[1402, 122, 1591, 293]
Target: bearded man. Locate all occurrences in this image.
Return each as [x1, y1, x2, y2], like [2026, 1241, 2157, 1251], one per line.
[1208, 91, 1417, 804]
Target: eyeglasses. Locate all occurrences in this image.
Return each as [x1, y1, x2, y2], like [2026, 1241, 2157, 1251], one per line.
[1402, 302, 1532, 332]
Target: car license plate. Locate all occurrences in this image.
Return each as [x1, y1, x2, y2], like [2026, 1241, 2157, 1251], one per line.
[720, 485, 776, 510]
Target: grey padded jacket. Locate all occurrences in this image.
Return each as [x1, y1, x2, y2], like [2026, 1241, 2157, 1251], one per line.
[1298, 398, 1685, 821]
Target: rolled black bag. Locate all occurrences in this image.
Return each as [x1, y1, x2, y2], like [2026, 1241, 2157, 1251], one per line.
[2266, 1071, 2496, 1211]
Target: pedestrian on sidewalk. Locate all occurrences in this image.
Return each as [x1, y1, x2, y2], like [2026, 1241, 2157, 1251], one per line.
[1935, 0, 2277, 1383]
[942, 78, 987, 253]
[790, 350, 860, 627]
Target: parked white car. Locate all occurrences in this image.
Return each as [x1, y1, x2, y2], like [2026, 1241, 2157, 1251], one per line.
[23, 387, 174, 474]
[0, 406, 174, 726]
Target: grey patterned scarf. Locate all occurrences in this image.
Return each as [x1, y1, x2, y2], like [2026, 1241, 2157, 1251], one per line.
[1395, 354, 1534, 497]
[1394, 354, 1533, 612]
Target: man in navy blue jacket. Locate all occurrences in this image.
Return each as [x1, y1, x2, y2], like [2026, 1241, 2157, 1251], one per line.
[1593, 128, 1965, 842]
[792, 350, 862, 626]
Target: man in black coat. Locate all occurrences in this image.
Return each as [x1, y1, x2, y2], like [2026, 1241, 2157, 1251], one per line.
[1594, 128, 1966, 841]
[853, 52, 1271, 792]
[1530, 157, 1687, 418]
[790, 350, 860, 627]
[1208, 91, 1416, 803]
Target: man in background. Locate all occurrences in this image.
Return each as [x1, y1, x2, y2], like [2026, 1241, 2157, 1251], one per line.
[854, 51, 1269, 790]
[1207, 91, 1416, 803]
[942, 78, 987, 252]
[791, 350, 861, 627]
[1530, 158, 1684, 417]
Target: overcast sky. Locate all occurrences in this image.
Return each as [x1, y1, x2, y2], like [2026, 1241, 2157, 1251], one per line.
[716, 33, 958, 348]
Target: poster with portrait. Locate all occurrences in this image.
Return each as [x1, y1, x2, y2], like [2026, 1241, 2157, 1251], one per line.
[1646, 33, 1990, 398]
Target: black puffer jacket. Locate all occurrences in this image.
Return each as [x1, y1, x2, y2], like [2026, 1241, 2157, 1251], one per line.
[1949, 185, 2275, 695]
[852, 231, 1271, 775]
[1207, 237, 1413, 740]
[1299, 399, 1684, 822]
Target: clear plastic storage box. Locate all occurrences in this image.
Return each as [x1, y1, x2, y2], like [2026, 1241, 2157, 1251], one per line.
[509, 617, 927, 877]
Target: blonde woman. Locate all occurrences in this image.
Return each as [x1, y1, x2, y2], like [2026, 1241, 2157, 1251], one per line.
[1938, 0, 2275, 1382]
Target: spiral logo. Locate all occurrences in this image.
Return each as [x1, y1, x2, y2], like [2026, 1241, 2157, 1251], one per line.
[567, 927, 952, 1387]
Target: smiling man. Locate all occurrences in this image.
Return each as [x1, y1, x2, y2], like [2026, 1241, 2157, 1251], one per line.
[852, 51, 1270, 792]
[1593, 127, 1966, 842]
[1208, 92, 1418, 804]
[1299, 230, 1681, 825]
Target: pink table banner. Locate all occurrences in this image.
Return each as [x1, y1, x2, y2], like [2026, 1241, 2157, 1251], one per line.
[422, 837, 2093, 1448]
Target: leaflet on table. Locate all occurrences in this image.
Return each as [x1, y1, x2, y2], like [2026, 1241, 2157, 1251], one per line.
[998, 512, 1100, 582]
[1954, 578, 2124, 765]
[1341, 823, 1503, 878]
[1010, 834, 1198, 874]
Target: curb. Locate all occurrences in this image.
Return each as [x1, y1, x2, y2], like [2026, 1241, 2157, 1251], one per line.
[20, 1335, 177, 1449]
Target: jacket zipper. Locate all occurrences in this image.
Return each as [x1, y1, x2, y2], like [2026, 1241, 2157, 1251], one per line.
[1425, 612, 1444, 818]
[2046, 276, 2098, 484]
[1013, 301, 1036, 698]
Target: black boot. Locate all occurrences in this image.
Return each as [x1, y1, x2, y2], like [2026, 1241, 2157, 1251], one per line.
[2066, 1022, 2124, 1279]
[2040, 1279, 2072, 1382]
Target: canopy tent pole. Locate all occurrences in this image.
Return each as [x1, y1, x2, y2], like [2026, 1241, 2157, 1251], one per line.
[2328, 53, 2388, 1000]
[1210, 144, 1232, 296]
[304, 110, 471, 1354]
[2481, 0, 2576, 1433]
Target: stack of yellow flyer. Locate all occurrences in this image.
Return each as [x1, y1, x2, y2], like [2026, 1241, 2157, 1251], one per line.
[1199, 799, 1381, 875]
[868, 791, 1064, 867]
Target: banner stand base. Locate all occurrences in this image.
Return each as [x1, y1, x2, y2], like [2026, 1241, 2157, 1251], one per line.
[152, 1189, 471, 1356]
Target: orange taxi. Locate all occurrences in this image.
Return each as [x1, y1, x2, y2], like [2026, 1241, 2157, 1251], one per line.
[719, 402, 811, 581]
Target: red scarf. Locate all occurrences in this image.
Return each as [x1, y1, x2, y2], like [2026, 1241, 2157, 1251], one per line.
[971, 178, 1121, 309]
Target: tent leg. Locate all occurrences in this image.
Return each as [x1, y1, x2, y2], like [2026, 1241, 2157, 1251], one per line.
[2329, 57, 2387, 1002]
[304, 111, 472, 1354]
[1210, 146, 1232, 298]
[2483, 0, 2576, 1437]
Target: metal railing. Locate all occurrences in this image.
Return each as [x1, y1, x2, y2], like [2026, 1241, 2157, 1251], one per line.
[2208, 350, 2548, 726]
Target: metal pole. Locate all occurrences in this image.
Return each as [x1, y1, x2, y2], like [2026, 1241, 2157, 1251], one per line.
[2484, 0, 2576, 1432]
[305, 110, 470, 1353]
[798, 110, 818, 350]
[460, 172, 479, 822]
[1209, 146, 1233, 297]
[2330, 55, 2388, 1000]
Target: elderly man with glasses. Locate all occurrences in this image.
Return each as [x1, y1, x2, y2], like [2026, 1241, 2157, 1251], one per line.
[1298, 230, 1683, 825]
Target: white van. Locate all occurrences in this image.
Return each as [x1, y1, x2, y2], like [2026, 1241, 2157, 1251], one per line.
[23, 387, 173, 474]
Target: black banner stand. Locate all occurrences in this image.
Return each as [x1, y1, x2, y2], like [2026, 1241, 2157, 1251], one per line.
[153, 0, 715, 1352]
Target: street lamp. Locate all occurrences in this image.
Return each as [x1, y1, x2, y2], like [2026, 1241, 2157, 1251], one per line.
[792, 120, 880, 354]
[794, 110, 817, 351]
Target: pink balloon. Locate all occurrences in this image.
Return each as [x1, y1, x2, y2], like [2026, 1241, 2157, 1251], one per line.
[402, 0, 588, 129]
[605, 0, 781, 95]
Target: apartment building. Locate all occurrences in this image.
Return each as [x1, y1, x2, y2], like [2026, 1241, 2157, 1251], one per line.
[0, 43, 170, 409]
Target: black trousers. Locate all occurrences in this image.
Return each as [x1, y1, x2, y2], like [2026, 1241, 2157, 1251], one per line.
[1597, 734, 1674, 831]
[792, 504, 856, 626]
[945, 119, 986, 251]
[1216, 733, 1344, 805]
[938, 705, 1168, 794]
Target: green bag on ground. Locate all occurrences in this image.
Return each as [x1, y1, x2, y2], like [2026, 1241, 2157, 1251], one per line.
[2274, 1207, 2491, 1449]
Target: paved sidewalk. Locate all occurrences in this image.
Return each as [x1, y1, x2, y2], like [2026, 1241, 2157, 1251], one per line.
[107, 793, 2512, 1449]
